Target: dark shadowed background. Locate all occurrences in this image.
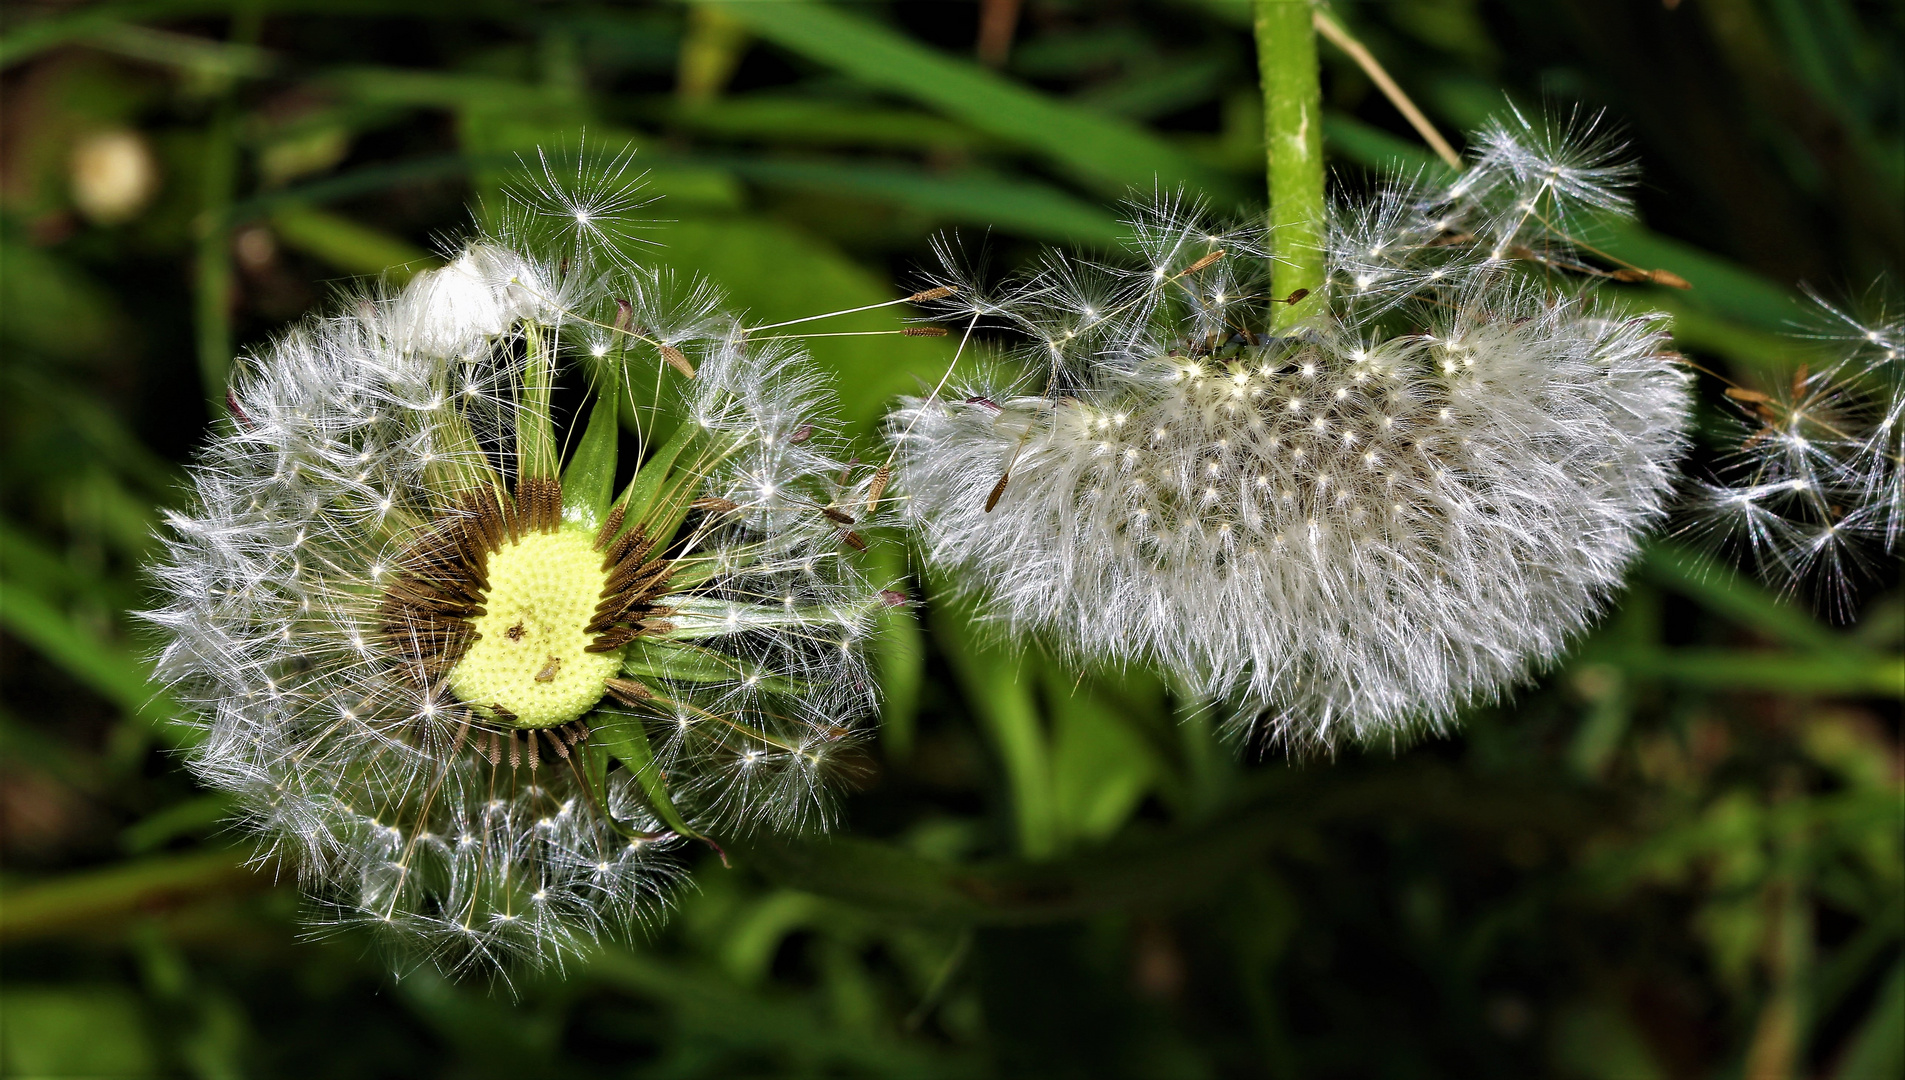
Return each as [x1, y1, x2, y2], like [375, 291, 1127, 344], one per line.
[1, 2, 1900, 1078]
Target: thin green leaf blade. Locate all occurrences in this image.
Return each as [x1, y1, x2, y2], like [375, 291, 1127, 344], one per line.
[702, 0, 1243, 203]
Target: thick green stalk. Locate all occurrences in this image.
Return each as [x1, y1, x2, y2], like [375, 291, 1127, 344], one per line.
[1254, 1, 1325, 328]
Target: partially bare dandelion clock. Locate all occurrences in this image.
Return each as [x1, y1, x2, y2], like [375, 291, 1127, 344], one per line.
[147, 154, 891, 972]
[891, 111, 1693, 748]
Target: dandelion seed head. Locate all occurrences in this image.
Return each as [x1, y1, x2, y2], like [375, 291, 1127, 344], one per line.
[893, 134, 1690, 749]
[145, 186, 891, 972]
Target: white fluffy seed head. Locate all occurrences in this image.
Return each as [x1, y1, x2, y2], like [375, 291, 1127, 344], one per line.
[146, 165, 890, 972]
[893, 121, 1691, 750]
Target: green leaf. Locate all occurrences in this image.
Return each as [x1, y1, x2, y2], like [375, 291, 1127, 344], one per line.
[1550, 1000, 1669, 1080]
[1319, 111, 1459, 181]
[0, 987, 157, 1077]
[0, 576, 196, 747]
[708, 157, 1128, 244]
[0, 236, 120, 359]
[1832, 959, 1905, 1080]
[1046, 682, 1156, 845]
[119, 792, 232, 854]
[1596, 219, 1808, 332]
[267, 203, 436, 279]
[1319, 109, 1810, 348]
[582, 948, 974, 1076]
[0, 1, 227, 69]
[933, 606, 1056, 859]
[652, 94, 996, 152]
[0, 849, 257, 941]
[590, 712, 701, 840]
[1620, 649, 1904, 697]
[700, 0, 1244, 204]
[868, 542, 922, 759]
[642, 215, 952, 438]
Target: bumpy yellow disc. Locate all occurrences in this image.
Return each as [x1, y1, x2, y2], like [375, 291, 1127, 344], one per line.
[448, 525, 624, 727]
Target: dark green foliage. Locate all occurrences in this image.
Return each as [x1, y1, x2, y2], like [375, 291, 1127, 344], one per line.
[0, 2, 1898, 1077]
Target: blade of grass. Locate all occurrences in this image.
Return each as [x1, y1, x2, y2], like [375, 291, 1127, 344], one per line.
[869, 542, 923, 761]
[708, 157, 1127, 244]
[192, 4, 263, 416]
[1830, 959, 1905, 1080]
[1641, 543, 1853, 653]
[651, 94, 1000, 151]
[0, 0, 229, 68]
[697, 0, 1244, 203]
[1321, 108, 1812, 348]
[933, 609, 1057, 860]
[1620, 649, 1903, 697]
[584, 948, 974, 1076]
[0, 578, 197, 747]
[0, 849, 262, 941]
[267, 204, 436, 279]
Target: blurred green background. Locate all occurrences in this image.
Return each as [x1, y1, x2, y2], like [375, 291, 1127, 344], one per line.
[1, 1, 1900, 1077]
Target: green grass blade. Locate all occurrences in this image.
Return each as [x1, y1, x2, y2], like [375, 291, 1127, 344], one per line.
[0, 577, 196, 746]
[932, 608, 1057, 859]
[701, 0, 1244, 203]
[710, 158, 1127, 244]
[267, 204, 436, 279]
[1620, 650, 1903, 697]
[0, 849, 259, 941]
[1831, 959, 1905, 1080]
[1641, 543, 1852, 653]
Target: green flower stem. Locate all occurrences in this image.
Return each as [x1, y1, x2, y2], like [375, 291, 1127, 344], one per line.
[1254, 0, 1325, 329]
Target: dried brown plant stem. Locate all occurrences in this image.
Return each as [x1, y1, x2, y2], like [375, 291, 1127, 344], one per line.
[1311, 10, 1463, 172]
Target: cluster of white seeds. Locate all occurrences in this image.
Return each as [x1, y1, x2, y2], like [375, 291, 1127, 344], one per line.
[893, 114, 1692, 747]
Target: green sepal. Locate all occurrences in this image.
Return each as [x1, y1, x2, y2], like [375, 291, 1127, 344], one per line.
[610, 420, 701, 543]
[560, 382, 621, 528]
[570, 740, 653, 845]
[517, 324, 559, 480]
[623, 638, 805, 695]
[661, 554, 722, 594]
[589, 710, 703, 840]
